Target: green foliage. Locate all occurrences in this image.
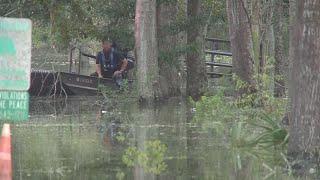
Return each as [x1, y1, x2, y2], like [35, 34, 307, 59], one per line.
[204, 0, 229, 38]
[122, 140, 168, 175]
[193, 91, 233, 134]
[156, 0, 228, 67]
[192, 84, 289, 172]
[250, 114, 289, 148]
[115, 169, 125, 180]
[115, 131, 126, 143]
[3, 0, 227, 57]
[32, 24, 50, 48]
[2, 0, 135, 49]
[98, 84, 115, 99]
[156, 0, 179, 7]
[232, 71, 287, 111]
[119, 79, 130, 94]
[158, 44, 191, 67]
[122, 146, 138, 167]
[98, 79, 137, 101]
[144, 140, 168, 174]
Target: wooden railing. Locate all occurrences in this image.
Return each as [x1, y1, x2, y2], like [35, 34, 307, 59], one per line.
[205, 38, 233, 78]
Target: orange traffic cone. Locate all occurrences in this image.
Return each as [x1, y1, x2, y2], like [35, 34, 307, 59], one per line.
[0, 124, 12, 180]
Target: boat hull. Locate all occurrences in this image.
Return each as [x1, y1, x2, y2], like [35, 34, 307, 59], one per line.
[29, 70, 122, 96]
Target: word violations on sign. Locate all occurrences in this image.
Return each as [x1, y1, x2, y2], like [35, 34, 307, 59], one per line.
[0, 91, 29, 121]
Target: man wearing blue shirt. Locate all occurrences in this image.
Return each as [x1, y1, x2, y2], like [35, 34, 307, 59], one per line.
[94, 39, 128, 79]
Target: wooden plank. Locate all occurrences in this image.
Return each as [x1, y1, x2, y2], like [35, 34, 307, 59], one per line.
[207, 72, 223, 78]
[205, 50, 232, 56]
[207, 72, 232, 78]
[205, 38, 230, 43]
[205, 62, 232, 68]
[78, 47, 82, 74]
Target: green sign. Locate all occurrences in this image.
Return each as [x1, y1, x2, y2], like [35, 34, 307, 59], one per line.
[0, 91, 29, 121]
[0, 18, 32, 91]
[0, 18, 31, 122]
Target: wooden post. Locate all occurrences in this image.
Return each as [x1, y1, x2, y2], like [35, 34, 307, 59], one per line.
[69, 46, 73, 73]
[78, 46, 82, 74]
[211, 41, 217, 72]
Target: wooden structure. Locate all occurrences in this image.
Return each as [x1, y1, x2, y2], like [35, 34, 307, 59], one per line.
[205, 38, 233, 78]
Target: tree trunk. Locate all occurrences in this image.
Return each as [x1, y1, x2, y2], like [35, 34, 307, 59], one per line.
[251, 0, 261, 72]
[288, 0, 320, 155]
[273, 0, 286, 97]
[157, 1, 183, 98]
[226, 0, 256, 95]
[186, 0, 207, 101]
[135, 0, 160, 102]
[288, 0, 297, 103]
[258, 1, 273, 78]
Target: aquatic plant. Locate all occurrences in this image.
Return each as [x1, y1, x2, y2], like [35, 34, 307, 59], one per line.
[249, 113, 288, 148]
[122, 140, 167, 175]
[192, 85, 290, 178]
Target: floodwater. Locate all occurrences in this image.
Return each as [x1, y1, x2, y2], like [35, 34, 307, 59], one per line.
[8, 51, 311, 180]
[9, 96, 300, 180]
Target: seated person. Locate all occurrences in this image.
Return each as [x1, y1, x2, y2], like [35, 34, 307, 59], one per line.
[92, 39, 129, 80]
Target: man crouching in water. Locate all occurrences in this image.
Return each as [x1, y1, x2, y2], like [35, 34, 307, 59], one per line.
[92, 39, 129, 86]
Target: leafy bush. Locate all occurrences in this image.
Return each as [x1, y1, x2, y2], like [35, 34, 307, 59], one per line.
[191, 86, 288, 171]
[122, 140, 168, 175]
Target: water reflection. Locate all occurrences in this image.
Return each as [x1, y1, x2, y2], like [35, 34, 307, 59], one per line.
[10, 97, 306, 179]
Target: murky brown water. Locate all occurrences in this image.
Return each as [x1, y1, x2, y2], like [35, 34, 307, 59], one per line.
[6, 51, 313, 179]
[8, 96, 302, 180]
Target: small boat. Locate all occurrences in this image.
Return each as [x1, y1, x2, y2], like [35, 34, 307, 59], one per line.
[29, 47, 132, 96]
[29, 70, 125, 96]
